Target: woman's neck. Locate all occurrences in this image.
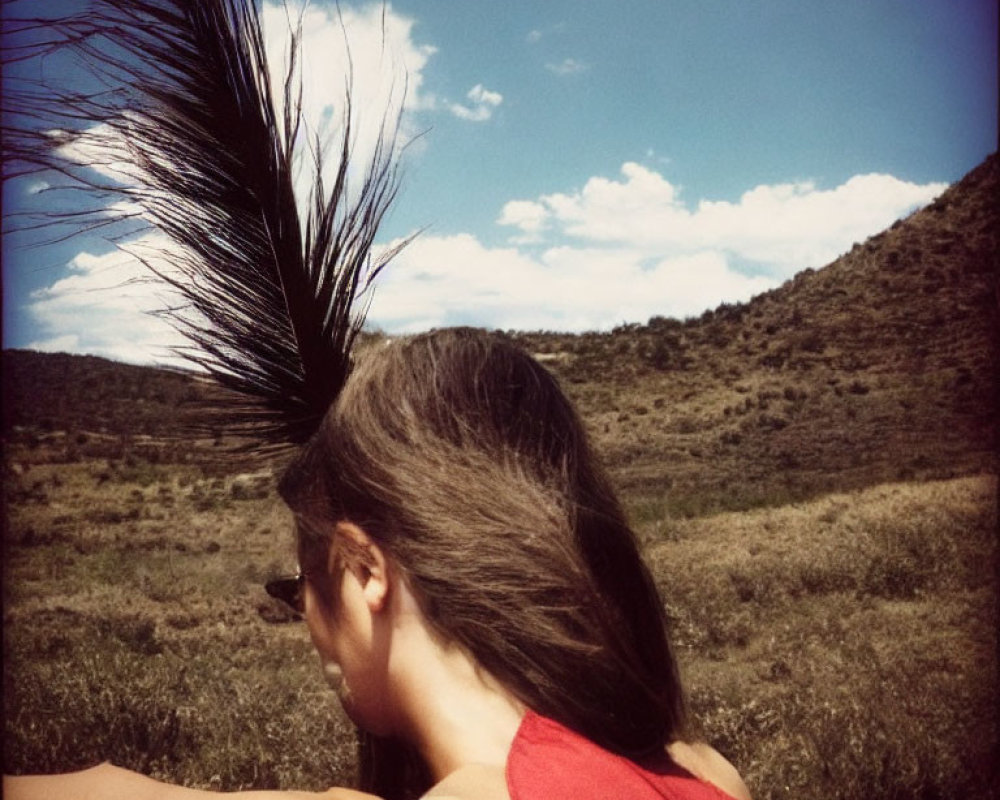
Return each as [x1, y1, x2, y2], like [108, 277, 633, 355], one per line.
[389, 622, 525, 782]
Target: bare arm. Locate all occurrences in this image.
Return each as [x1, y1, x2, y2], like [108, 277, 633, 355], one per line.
[3, 764, 379, 800]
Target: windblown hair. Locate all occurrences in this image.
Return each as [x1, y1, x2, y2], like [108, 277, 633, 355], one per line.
[280, 327, 688, 799]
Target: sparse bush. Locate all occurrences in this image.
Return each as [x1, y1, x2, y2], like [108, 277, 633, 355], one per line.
[190, 482, 230, 512]
[798, 562, 856, 595]
[230, 475, 271, 501]
[782, 386, 807, 403]
[758, 413, 788, 431]
[776, 449, 799, 469]
[650, 476, 997, 800]
[3, 620, 355, 790]
[862, 553, 923, 598]
[759, 350, 787, 369]
[102, 616, 163, 656]
[4, 273, 999, 800]
[794, 330, 826, 354]
[646, 315, 683, 332]
[719, 430, 742, 446]
[84, 507, 141, 525]
[648, 340, 671, 370]
[676, 418, 698, 434]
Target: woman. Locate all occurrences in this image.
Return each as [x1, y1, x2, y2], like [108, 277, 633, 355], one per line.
[277, 326, 751, 800]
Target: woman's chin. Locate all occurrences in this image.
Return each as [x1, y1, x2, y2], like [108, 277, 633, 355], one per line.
[323, 661, 364, 725]
[322, 660, 345, 694]
[326, 668, 394, 734]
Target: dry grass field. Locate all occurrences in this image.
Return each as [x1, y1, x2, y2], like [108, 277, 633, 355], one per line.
[649, 476, 996, 799]
[2, 447, 357, 789]
[3, 442, 995, 798]
[3, 154, 998, 798]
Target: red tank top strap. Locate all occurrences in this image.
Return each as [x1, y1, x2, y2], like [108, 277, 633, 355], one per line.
[506, 710, 739, 800]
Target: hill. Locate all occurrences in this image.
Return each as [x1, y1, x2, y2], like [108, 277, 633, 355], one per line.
[1, 350, 221, 468]
[514, 153, 999, 512]
[1, 350, 205, 438]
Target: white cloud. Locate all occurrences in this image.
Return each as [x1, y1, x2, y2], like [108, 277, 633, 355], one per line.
[367, 233, 777, 333]
[52, 121, 143, 186]
[645, 148, 671, 166]
[526, 22, 567, 45]
[50, 4, 439, 229]
[496, 200, 550, 241]
[449, 84, 504, 122]
[26, 235, 189, 365]
[262, 2, 436, 130]
[23, 1, 442, 364]
[499, 162, 946, 275]
[260, 0, 438, 194]
[360, 162, 945, 334]
[545, 58, 587, 76]
[468, 84, 503, 107]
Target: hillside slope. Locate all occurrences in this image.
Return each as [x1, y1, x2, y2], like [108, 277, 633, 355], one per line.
[516, 154, 998, 512]
[2, 351, 204, 438]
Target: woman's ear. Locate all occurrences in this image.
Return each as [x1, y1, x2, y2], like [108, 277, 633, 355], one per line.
[331, 521, 390, 612]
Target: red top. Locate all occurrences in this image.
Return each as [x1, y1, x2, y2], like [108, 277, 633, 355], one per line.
[506, 711, 739, 800]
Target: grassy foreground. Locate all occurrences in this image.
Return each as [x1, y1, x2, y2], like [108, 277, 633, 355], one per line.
[2, 444, 996, 798]
[644, 476, 997, 799]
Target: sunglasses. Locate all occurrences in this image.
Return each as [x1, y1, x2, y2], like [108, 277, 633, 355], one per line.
[265, 571, 305, 615]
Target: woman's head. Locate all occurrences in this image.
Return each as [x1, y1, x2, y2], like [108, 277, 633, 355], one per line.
[280, 328, 685, 789]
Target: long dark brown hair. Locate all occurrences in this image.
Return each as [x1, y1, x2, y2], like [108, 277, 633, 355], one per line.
[280, 327, 688, 799]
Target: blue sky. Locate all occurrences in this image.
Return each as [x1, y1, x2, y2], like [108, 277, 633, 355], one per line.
[2, 0, 997, 364]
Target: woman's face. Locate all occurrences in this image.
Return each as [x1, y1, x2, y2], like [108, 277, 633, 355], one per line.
[302, 555, 395, 735]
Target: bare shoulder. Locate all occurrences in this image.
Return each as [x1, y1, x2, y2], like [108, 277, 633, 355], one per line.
[667, 741, 752, 800]
[422, 764, 509, 800]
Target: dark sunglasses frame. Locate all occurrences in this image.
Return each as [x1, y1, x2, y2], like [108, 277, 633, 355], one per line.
[265, 572, 305, 615]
